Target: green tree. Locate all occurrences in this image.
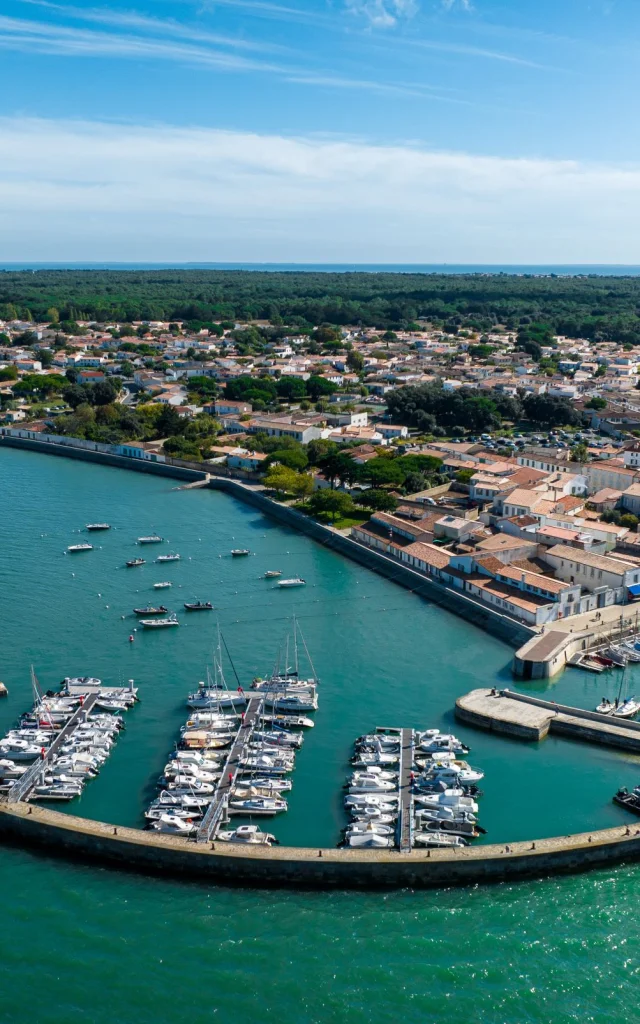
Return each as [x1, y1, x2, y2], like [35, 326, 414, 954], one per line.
[0, 365, 18, 381]
[346, 350, 364, 372]
[364, 458, 405, 488]
[307, 489, 355, 519]
[570, 443, 589, 464]
[307, 375, 338, 400]
[266, 447, 309, 471]
[585, 396, 607, 410]
[93, 380, 118, 406]
[264, 465, 306, 496]
[620, 514, 639, 530]
[275, 377, 307, 401]
[358, 489, 398, 512]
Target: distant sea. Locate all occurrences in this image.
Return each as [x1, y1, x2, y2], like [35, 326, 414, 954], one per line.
[2, 262, 640, 275]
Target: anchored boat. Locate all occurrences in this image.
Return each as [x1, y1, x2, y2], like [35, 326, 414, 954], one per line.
[138, 535, 163, 544]
[67, 543, 93, 553]
[140, 616, 180, 629]
[184, 601, 213, 611]
[133, 606, 168, 616]
[85, 523, 110, 531]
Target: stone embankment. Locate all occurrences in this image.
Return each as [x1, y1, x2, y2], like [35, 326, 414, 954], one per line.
[1, 802, 640, 889]
[456, 688, 640, 751]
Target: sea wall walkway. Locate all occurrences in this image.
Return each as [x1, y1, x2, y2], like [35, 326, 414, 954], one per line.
[1, 801, 640, 889]
[456, 687, 640, 751]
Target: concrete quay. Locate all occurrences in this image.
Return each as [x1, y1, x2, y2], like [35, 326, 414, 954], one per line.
[3, 801, 640, 889]
[456, 688, 640, 751]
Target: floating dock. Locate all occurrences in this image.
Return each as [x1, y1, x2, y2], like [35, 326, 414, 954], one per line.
[456, 688, 640, 752]
[196, 694, 266, 842]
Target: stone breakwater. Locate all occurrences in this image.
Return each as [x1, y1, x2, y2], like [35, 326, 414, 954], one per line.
[1, 803, 640, 889]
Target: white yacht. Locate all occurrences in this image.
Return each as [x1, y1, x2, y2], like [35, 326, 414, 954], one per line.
[67, 543, 93, 553]
[233, 776, 292, 792]
[85, 523, 110, 531]
[156, 554, 181, 562]
[344, 821, 394, 837]
[346, 832, 393, 848]
[150, 814, 198, 836]
[277, 578, 306, 588]
[216, 825, 277, 845]
[0, 739, 45, 760]
[152, 582, 173, 590]
[412, 832, 468, 849]
[228, 796, 288, 814]
[138, 535, 164, 544]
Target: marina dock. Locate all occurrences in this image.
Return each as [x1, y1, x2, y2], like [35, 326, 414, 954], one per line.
[456, 688, 640, 752]
[196, 694, 266, 843]
[398, 728, 413, 852]
[7, 692, 99, 802]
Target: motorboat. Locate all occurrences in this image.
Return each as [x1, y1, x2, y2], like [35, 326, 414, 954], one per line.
[233, 776, 292, 792]
[263, 571, 282, 578]
[414, 805, 476, 824]
[153, 582, 172, 590]
[184, 712, 240, 728]
[238, 755, 293, 775]
[351, 752, 399, 768]
[228, 796, 288, 814]
[145, 805, 201, 822]
[184, 602, 213, 611]
[86, 523, 110, 531]
[412, 832, 468, 849]
[350, 767, 397, 782]
[126, 558, 145, 567]
[170, 750, 223, 767]
[350, 811, 397, 825]
[413, 792, 479, 814]
[612, 697, 640, 719]
[67, 543, 93, 553]
[348, 774, 397, 794]
[344, 794, 398, 810]
[345, 832, 393, 848]
[264, 714, 314, 730]
[138, 535, 163, 544]
[417, 731, 470, 756]
[32, 783, 83, 801]
[164, 779, 214, 795]
[133, 606, 168, 616]
[162, 766, 220, 784]
[61, 676, 103, 688]
[0, 759, 28, 779]
[344, 822, 394, 837]
[417, 765, 484, 786]
[156, 553, 181, 562]
[264, 693, 318, 713]
[231, 549, 250, 557]
[253, 730, 303, 749]
[156, 791, 211, 809]
[0, 740, 45, 760]
[415, 819, 480, 839]
[181, 731, 233, 750]
[216, 825, 277, 845]
[277, 578, 306, 588]
[150, 814, 197, 836]
[140, 616, 179, 628]
[595, 698, 614, 715]
[356, 735, 400, 752]
[613, 785, 640, 815]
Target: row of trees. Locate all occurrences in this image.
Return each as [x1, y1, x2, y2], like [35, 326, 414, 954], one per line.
[4, 269, 640, 338]
[385, 382, 581, 432]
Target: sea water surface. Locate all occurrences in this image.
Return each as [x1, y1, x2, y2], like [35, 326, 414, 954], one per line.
[1, 447, 639, 1022]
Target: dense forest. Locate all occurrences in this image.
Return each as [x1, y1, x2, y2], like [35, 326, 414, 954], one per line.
[3, 270, 640, 342]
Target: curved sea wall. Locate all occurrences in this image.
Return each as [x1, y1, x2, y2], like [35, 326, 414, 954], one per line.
[1, 803, 639, 889]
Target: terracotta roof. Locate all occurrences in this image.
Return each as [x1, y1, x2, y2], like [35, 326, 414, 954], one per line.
[402, 541, 451, 569]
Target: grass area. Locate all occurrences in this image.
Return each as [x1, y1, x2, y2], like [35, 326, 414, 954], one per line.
[291, 502, 371, 532]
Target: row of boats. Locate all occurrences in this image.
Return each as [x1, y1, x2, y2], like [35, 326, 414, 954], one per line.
[145, 625, 319, 843]
[340, 729, 485, 850]
[0, 673, 136, 801]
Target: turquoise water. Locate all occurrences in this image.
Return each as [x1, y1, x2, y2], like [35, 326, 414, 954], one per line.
[2, 447, 640, 1021]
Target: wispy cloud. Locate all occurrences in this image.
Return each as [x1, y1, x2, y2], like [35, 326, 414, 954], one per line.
[1, 116, 640, 263]
[404, 36, 558, 69]
[0, 12, 477, 98]
[20, 0, 281, 52]
[441, 0, 472, 11]
[345, 0, 419, 29]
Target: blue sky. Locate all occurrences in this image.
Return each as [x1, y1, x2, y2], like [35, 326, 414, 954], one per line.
[1, 0, 639, 262]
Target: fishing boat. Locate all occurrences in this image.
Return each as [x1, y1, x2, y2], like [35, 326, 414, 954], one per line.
[263, 570, 282, 578]
[184, 601, 213, 611]
[156, 553, 181, 562]
[277, 578, 306, 588]
[85, 523, 110, 531]
[67, 543, 93, 553]
[133, 606, 168, 616]
[140, 616, 179, 628]
[126, 558, 145, 567]
[231, 549, 250, 557]
[153, 582, 172, 590]
[216, 825, 278, 845]
[138, 535, 163, 544]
